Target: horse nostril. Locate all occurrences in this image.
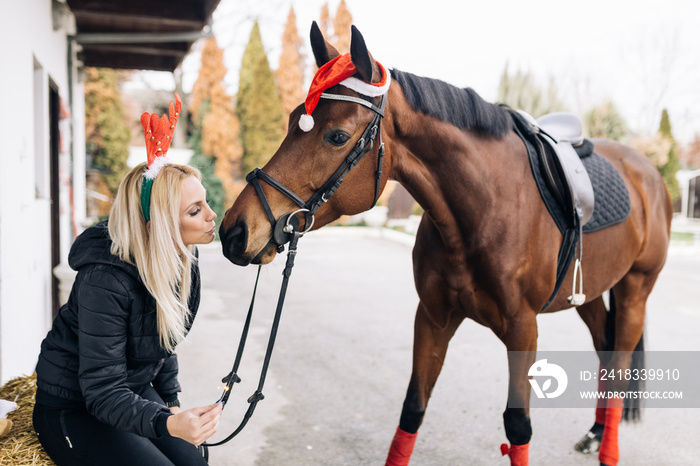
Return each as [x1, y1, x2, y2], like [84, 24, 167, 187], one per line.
[221, 219, 249, 264]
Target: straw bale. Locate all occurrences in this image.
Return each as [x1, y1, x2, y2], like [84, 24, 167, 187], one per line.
[0, 374, 54, 465]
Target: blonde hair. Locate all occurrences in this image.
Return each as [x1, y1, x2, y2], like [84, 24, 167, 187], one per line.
[109, 162, 201, 352]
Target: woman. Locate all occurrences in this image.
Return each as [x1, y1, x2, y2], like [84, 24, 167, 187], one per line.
[33, 95, 221, 465]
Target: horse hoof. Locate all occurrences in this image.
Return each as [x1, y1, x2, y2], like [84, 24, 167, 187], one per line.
[574, 430, 601, 454]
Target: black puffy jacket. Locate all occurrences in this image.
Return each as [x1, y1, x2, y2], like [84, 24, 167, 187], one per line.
[35, 222, 200, 438]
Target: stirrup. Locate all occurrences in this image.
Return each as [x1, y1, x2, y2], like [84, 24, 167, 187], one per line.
[568, 229, 586, 306]
[568, 258, 586, 306]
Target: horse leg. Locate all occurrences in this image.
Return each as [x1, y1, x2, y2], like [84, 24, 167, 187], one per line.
[595, 272, 652, 466]
[574, 296, 610, 455]
[385, 300, 461, 466]
[500, 311, 538, 466]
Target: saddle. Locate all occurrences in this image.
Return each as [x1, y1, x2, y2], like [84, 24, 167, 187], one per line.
[518, 111, 595, 227]
[509, 109, 593, 309]
[506, 107, 631, 310]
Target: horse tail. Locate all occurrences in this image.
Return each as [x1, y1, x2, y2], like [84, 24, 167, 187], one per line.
[604, 289, 645, 422]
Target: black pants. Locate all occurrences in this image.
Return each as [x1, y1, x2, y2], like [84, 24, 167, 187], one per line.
[33, 385, 207, 466]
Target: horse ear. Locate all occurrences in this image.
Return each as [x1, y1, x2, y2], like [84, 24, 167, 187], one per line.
[310, 21, 340, 67]
[350, 25, 377, 83]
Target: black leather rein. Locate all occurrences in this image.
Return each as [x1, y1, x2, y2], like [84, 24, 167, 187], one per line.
[202, 91, 387, 455]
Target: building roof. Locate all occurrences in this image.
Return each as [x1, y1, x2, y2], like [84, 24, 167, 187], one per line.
[66, 0, 220, 71]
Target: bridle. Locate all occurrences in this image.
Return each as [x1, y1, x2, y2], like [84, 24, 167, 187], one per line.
[202, 90, 387, 456]
[246, 91, 387, 252]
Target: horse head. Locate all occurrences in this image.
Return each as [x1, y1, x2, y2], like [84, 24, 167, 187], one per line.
[220, 22, 392, 266]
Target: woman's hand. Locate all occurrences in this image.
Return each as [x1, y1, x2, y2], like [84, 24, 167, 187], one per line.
[166, 403, 222, 446]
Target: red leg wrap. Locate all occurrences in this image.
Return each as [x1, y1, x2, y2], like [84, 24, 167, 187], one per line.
[598, 397, 623, 466]
[500, 442, 529, 466]
[385, 426, 418, 466]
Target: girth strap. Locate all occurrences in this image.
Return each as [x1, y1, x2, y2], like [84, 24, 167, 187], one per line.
[508, 108, 583, 310]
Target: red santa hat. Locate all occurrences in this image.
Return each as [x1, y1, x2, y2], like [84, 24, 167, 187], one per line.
[299, 54, 391, 132]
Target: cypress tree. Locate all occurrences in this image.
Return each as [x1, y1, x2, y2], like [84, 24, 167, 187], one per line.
[657, 109, 680, 202]
[332, 0, 353, 53]
[276, 7, 306, 119]
[188, 110, 226, 234]
[318, 3, 332, 39]
[237, 21, 286, 175]
[190, 36, 243, 205]
[84, 68, 131, 196]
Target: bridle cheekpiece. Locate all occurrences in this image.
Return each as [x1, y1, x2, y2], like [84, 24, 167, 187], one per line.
[246, 54, 391, 251]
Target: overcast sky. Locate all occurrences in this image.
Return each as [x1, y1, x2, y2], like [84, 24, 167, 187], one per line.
[137, 0, 700, 143]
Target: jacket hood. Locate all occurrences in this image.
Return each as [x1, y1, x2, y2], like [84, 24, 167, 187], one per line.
[68, 221, 140, 281]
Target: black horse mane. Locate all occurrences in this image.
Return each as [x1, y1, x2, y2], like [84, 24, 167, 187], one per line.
[390, 69, 512, 138]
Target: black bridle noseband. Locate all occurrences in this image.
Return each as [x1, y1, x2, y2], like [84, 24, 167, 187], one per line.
[246, 91, 387, 251]
[202, 91, 387, 456]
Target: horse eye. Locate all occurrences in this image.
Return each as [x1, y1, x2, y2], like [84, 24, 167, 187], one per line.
[326, 131, 350, 147]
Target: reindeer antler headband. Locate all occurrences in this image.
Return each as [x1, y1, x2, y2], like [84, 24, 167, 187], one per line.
[139, 93, 182, 222]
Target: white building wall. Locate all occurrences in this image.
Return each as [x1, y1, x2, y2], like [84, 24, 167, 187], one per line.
[72, 73, 87, 234]
[0, 0, 77, 383]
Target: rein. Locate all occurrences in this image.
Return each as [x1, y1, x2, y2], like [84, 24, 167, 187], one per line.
[202, 91, 387, 454]
[202, 229, 300, 452]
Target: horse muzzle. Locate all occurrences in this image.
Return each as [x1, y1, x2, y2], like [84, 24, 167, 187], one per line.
[219, 219, 278, 266]
[220, 211, 311, 266]
[220, 218, 252, 265]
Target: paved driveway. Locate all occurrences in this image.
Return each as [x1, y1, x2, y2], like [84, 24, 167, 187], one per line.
[177, 228, 699, 465]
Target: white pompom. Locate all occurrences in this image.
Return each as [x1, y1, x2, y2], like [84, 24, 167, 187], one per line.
[299, 114, 314, 132]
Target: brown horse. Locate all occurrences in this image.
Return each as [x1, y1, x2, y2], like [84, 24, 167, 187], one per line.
[219, 23, 672, 466]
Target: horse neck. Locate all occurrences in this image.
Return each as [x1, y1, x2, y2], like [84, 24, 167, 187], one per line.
[385, 95, 506, 249]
